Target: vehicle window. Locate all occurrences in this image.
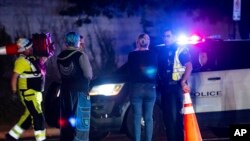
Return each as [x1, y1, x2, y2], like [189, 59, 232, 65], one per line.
[191, 40, 250, 72]
[191, 40, 220, 72]
[216, 41, 250, 70]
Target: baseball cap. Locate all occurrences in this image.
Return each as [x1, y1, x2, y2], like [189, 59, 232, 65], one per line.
[17, 38, 33, 52]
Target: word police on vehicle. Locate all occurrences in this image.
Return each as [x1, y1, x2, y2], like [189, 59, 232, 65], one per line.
[193, 91, 222, 97]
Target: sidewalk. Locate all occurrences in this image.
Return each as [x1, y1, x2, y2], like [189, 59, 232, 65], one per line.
[0, 125, 60, 140]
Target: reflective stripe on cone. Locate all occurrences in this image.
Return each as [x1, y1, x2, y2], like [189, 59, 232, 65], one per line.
[182, 93, 203, 141]
[0, 44, 18, 55]
[0, 46, 7, 54]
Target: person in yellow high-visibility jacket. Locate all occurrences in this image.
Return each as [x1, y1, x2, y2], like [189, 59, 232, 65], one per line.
[156, 29, 193, 141]
[5, 38, 47, 141]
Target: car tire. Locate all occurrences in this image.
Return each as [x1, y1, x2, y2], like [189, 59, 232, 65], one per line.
[89, 128, 109, 141]
[124, 104, 164, 140]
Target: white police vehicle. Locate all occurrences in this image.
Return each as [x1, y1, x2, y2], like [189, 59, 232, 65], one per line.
[188, 39, 250, 137]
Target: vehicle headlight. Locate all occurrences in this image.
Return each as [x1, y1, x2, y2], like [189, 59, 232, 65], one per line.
[89, 83, 124, 96]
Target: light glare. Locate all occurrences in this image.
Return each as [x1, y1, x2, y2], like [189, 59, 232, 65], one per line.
[69, 117, 76, 127]
[89, 83, 124, 96]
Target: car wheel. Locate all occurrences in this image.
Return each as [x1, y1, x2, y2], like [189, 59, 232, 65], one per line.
[124, 104, 164, 140]
[89, 128, 109, 141]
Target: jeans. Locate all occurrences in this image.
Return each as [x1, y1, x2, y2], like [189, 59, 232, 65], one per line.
[129, 83, 156, 141]
[60, 89, 91, 141]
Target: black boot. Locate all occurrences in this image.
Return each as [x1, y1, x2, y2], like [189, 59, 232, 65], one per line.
[5, 133, 19, 141]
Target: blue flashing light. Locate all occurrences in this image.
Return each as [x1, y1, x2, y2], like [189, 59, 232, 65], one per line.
[69, 117, 76, 127]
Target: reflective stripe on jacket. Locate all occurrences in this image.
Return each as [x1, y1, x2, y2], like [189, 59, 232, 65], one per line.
[19, 56, 43, 91]
[172, 46, 187, 81]
[19, 57, 41, 78]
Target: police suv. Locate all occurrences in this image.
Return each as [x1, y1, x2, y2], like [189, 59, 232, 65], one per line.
[45, 38, 250, 140]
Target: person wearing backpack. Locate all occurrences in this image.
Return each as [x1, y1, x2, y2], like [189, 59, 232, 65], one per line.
[5, 38, 47, 141]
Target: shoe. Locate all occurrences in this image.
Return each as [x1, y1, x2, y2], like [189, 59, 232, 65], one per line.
[5, 133, 19, 141]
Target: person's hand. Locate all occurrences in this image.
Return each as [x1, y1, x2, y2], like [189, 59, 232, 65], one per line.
[12, 89, 17, 95]
[182, 83, 190, 93]
[11, 90, 18, 101]
[16, 38, 32, 52]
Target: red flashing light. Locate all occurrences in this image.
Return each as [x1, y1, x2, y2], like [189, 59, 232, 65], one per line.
[59, 118, 66, 127]
[177, 34, 205, 45]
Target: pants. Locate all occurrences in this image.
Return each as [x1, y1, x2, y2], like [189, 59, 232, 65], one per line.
[8, 89, 46, 141]
[160, 82, 184, 141]
[129, 83, 156, 141]
[60, 89, 91, 141]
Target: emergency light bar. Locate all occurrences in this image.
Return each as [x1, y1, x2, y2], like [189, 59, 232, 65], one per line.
[177, 34, 205, 45]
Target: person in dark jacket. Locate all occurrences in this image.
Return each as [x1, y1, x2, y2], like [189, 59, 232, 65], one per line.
[128, 33, 158, 141]
[156, 29, 192, 141]
[57, 32, 93, 141]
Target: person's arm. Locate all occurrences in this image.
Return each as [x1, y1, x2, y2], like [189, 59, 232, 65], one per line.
[11, 72, 19, 94]
[179, 48, 193, 93]
[181, 62, 192, 93]
[79, 53, 93, 81]
[11, 57, 26, 94]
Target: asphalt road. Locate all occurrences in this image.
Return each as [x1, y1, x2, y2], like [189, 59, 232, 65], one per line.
[0, 133, 230, 141]
[0, 126, 230, 141]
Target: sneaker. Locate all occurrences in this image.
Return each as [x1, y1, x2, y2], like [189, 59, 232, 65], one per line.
[5, 133, 19, 141]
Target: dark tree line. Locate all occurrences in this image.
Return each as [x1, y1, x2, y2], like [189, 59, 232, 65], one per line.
[60, 0, 250, 39]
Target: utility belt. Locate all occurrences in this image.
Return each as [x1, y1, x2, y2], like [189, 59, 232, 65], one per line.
[165, 69, 183, 84]
[158, 70, 179, 85]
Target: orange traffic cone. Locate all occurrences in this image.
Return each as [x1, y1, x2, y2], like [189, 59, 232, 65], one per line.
[182, 92, 202, 141]
[0, 44, 19, 55]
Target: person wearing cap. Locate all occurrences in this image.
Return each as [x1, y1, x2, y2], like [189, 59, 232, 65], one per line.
[57, 32, 93, 141]
[5, 38, 47, 141]
[0, 38, 32, 55]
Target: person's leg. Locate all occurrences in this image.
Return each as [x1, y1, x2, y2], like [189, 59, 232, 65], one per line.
[60, 90, 76, 141]
[6, 90, 31, 140]
[164, 84, 184, 141]
[74, 92, 91, 141]
[6, 109, 31, 140]
[160, 85, 172, 139]
[163, 85, 177, 141]
[130, 83, 143, 141]
[143, 84, 156, 141]
[24, 90, 46, 141]
[131, 99, 142, 141]
[175, 85, 184, 141]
